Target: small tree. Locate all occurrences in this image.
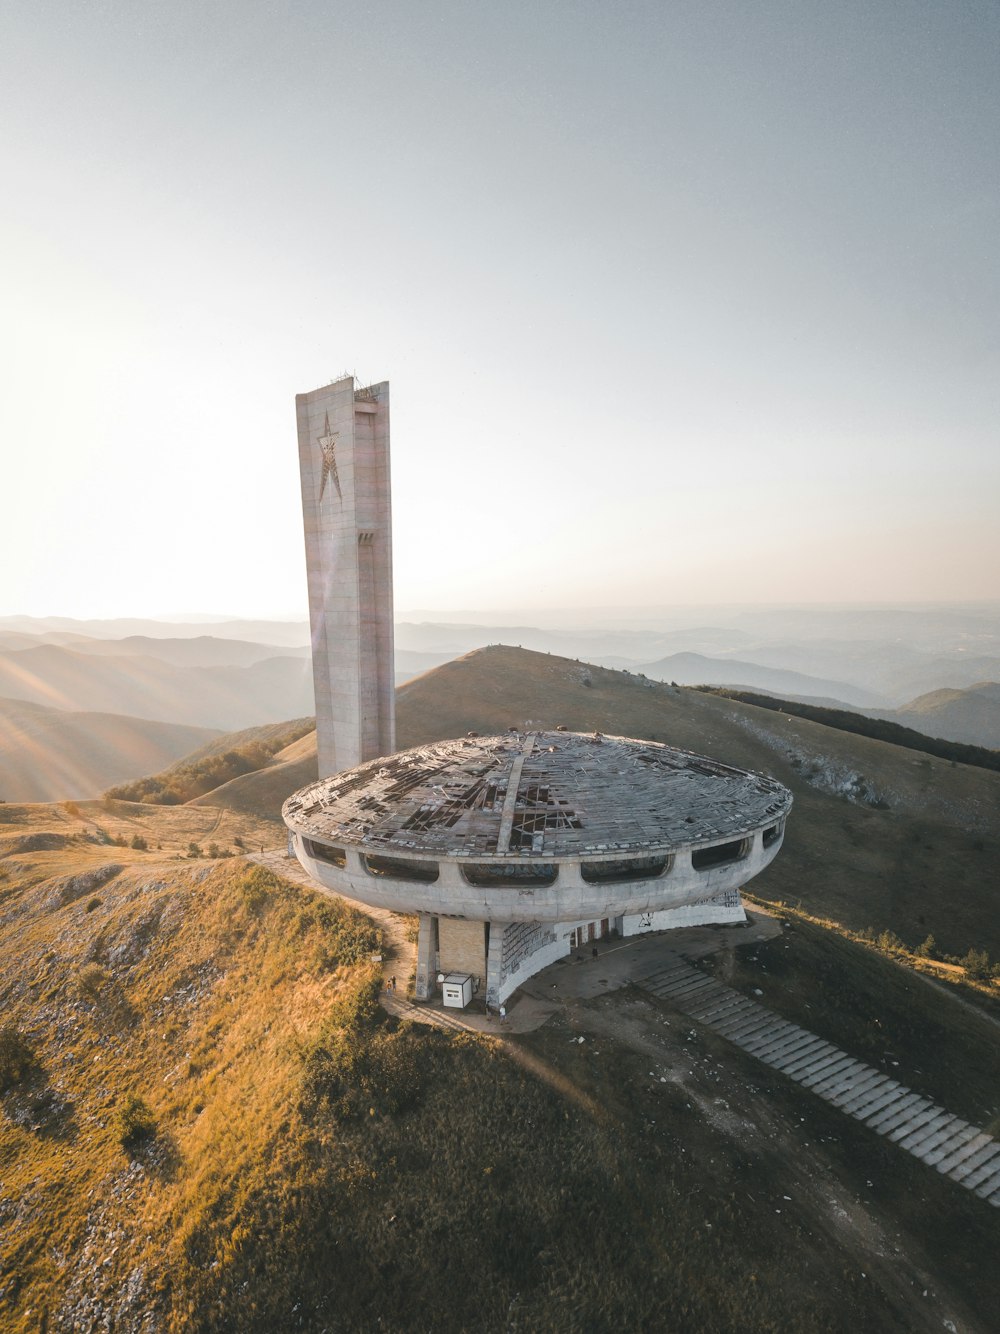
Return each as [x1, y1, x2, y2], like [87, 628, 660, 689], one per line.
[77, 962, 111, 1001]
[0, 1025, 36, 1091]
[117, 1093, 156, 1148]
[874, 929, 905, 956]
[961, 948, 992, 982]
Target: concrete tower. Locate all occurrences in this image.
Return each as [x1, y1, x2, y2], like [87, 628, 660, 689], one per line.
[287, 370, 792, 1010]
[296, 376, 395, 777]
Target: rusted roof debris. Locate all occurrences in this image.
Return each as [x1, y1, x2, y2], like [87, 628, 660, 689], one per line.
[283, 730, 791, 858]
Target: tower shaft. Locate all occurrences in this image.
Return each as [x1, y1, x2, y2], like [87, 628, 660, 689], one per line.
[296, 376, 395, 776]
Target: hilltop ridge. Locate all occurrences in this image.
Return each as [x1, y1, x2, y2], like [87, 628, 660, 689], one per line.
[190, 645, 1000, 962]
[0, 698, 220, 803]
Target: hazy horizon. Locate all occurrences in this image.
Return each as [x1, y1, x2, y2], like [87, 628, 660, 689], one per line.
[4, 597, 999, 632]
[4, 1, 998, 620]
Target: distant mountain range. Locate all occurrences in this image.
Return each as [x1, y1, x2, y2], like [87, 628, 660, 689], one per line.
[633, 652, 884, 707]
[0, 644, 316, 731]
[0, 697, 219, 802]
[868, 682, 1000, 751]
[188, 644, 1000, 961]
[0, 636, 452, 738]
[0, 613, 997, 794]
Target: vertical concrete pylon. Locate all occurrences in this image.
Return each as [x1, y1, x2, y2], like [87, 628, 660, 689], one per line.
[415, 914, 438, 1001]
[296, 376, 395, 777]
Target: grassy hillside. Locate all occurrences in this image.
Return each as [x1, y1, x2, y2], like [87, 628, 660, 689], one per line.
[0, 697, 220, 803]
[0, 644, 315, 731]
[188, 730, 318, 818]
[183, 646, 1000, 965]
[695, 686, 1000, 771]
[105, 718, 314, 804]
[635, 650, 883, 706]
[879, 681, 1000, 750]
[397, 648, 1000, 962]
[2, 800, 998, 1332]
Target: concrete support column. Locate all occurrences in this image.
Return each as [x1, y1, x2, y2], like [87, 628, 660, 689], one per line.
[485, 920, 509, 1012]
[414, 913, 438, 1001]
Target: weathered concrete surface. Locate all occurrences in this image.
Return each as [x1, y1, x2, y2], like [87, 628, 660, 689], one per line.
[637, 955, 1000, 1208]
[296, 376, 394, 778]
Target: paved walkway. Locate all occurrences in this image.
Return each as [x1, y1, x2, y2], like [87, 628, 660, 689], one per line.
[260, 852, 1000, 1209]
[638, 955, 1000, 1209]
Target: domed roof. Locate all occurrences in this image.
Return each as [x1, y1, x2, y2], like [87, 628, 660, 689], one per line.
[283, 730, 791, 861]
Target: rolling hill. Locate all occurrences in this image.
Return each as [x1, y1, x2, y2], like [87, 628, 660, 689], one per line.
[190, 645, 1000, 963]
[871, 682, 1000, 750]
[3, 644, 1000, 1331]
[1, 753, 998, 1330]
[0, 698, 220, 802]
[732, 638, 1000, 705]
[0, 614, 312, 645]
[53, 634, 311, 668]
[107, 719, 315, 807]
[0, 644, 315, 730]
[635, 650, 885, 706]
[0, 638, 448, 731]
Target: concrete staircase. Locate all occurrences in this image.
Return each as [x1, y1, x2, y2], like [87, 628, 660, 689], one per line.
[381, 991, 472, 1033]
[639, 957, 1000, 1207]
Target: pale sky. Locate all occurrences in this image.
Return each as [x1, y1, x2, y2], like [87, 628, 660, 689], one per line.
[2, 1, 998, 620]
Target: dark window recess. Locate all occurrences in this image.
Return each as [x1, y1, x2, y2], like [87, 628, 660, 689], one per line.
[462, 862, 558, 888]
[692, 839, 749, 871]
[303, 838, 347, 868]
[762, 823, 782, 848]
[363, 854, 439, 883]
[581, 855, 670, 883]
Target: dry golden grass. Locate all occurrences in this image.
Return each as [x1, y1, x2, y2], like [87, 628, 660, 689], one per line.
[0, 826, 381, 1332]
[202, 645, 1000, 963]
[2, 793, 999, 1331]
[3, 648, 999, 1330]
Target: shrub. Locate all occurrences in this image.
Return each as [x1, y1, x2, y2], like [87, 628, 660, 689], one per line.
[187, 842, 202, 859]
[130, 834, 148, 851]
[77, 962, 111, 1000]
[85, 897, 102, 913]
[239, 864, 279, 914]
[302, 974, 425, 1120]
[104, 719, 314, 804]
[117, 1093, 156, 1147]
[312, 901, 382, 966]
[914, 934, 937, 959]
[860, 927, 906, 956]
[961, 948, 993, 982]
[694, 686, 1000, 773]
[0, 1024, 36, 1091]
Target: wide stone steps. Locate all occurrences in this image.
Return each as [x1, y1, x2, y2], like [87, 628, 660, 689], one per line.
[381, 993, 471, 1032]
[639, 958, 1000, 1207]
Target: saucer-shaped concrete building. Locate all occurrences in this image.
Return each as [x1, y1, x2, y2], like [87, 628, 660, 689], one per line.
[284, 728, 792, 1006]
[286, 375, 792, 1008]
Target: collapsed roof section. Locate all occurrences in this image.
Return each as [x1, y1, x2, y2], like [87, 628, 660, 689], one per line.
[283, 730, 791, 859]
